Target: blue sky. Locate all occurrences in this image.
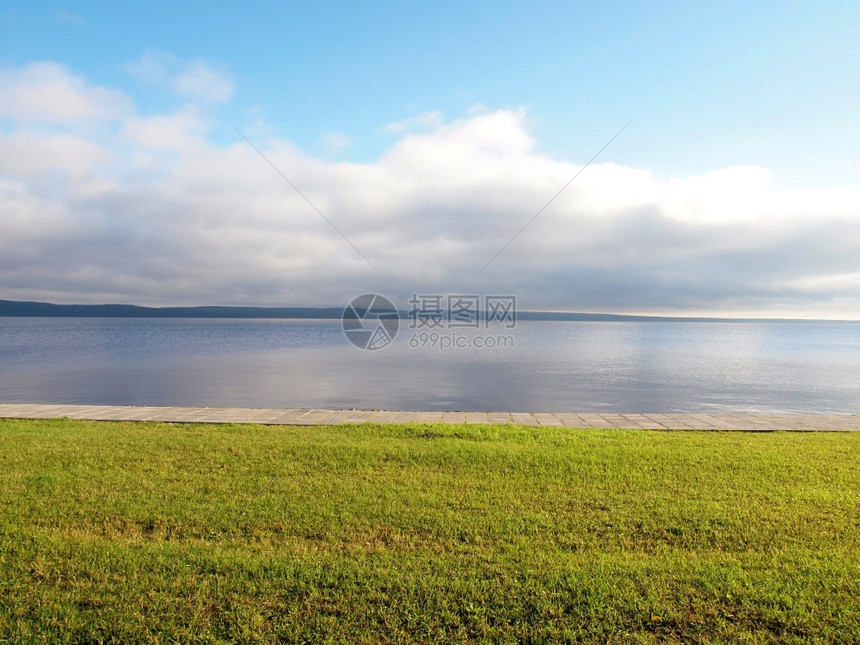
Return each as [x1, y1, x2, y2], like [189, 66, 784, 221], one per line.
[5, 1, 858, 184]
[1, 1, 859, 317]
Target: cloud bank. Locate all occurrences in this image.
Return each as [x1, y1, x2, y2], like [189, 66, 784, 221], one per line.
[1, 61, 858, 318]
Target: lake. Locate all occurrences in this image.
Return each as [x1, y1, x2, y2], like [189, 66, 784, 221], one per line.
[0, 317, 858, 413]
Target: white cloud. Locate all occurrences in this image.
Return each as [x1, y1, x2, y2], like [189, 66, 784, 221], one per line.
[380, 109, 444, 134]
[122, 107, 208, 151]
[0, 62, 131, 123]
[1, 61, 859, 317]
[661, 166, 774, 225]
[0, 131, 108, 179]
[320, 131, 353, 155]
[173, 61, 234, 104]
[128, 51, 234, 104]
[127, 50, 173, 85]
[56, 10, 85, 25]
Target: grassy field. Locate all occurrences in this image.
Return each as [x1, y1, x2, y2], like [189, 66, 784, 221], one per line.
[0, 418, 858, 643]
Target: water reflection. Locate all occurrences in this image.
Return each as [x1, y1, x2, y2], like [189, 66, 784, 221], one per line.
[0, 318, 858, 412]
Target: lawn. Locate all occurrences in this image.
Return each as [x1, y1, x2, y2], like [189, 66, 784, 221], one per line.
[0, 418, 858, 643]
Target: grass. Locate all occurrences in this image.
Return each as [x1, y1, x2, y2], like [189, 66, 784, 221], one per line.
[0, 418, 858, 643]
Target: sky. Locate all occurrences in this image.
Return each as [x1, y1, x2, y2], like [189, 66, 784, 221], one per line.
[1, 1, 859, 318]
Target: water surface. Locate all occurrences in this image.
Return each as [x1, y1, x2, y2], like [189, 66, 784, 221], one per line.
[0, 318, 857, 412]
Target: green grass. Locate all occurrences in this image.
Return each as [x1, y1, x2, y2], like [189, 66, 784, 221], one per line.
[0, 418, 858, 643]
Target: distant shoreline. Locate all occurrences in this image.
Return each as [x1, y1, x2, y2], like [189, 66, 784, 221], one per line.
[0, 299, 851, 323]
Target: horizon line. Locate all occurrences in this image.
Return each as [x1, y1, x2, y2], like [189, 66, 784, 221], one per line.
[0, 298, 857, 323]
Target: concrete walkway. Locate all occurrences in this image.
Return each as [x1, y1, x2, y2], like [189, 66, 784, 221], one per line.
[0, 403, 858, 431]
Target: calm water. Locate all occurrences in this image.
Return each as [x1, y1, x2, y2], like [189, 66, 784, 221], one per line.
[0, 317, 858, 413]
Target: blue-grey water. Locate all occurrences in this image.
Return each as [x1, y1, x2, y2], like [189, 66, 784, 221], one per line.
[0, 317, 858, 413]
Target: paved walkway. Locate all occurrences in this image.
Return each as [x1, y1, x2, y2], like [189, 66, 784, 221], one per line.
[0, 403, 857, 431]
